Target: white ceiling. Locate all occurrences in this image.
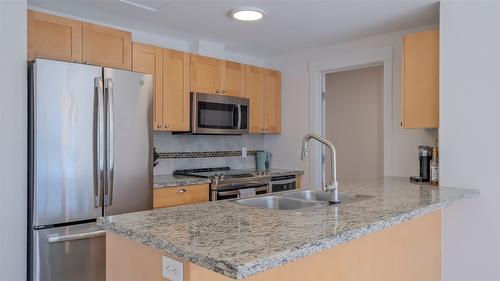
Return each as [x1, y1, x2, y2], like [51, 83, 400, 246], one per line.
[28, 0, 439, 59]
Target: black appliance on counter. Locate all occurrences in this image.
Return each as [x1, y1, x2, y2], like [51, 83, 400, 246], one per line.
[174, 167, 270, 200]
[410, 146, 433, 183]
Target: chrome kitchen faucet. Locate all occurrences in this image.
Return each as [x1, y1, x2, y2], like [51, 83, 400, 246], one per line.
[301, 133, 340, 203]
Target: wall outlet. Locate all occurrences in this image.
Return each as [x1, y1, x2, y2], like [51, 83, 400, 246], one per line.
[162, 256, 183, 281]
[241, 147, 247, 157]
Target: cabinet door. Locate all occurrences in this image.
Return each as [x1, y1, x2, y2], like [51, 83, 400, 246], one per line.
[163, 49, 190, 131]
[153, 184, 209, 208]
[190, 54, 221, 94]
[402, 28, 439, 128]
[264, 69, 281, 133]
[132, 43, 163, 130]
[82, 23, 132, 70]
[245, 65, 265, 133]
[223, 61, 245, 97]
[27, 10, 82, 62]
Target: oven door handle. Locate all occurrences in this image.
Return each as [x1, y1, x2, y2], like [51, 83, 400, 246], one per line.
[218, 182, 268, 190]
[217, 185, 268, 196]
[271, 178, 297, 185]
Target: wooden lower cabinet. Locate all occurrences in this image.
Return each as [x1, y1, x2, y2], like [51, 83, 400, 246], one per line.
[295, 175, 302, 189]
[107, 211, 441, 281]
[153, 184, 209, 208]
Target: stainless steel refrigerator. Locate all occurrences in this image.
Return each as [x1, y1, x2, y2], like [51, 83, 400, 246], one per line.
[28, 59, 153, 281]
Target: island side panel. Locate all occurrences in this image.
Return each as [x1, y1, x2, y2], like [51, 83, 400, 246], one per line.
[106, 211, 440, 281]
[106, 232, 168, 281]
[188, 211, 441, 281]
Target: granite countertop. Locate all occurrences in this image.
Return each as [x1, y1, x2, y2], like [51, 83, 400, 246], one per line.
[99, 177, 478, 279]
[153, 168, 304, 189]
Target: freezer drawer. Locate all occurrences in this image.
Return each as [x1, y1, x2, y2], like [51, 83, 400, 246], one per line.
[32, 222, 105, 281]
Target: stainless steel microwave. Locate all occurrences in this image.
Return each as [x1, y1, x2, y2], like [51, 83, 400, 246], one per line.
[191, 92, 249, 135]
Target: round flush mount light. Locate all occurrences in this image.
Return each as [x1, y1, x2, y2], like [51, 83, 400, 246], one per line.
[230, 8, 265, 21]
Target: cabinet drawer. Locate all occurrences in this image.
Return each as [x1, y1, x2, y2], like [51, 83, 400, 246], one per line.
[153, 184, 209, 208]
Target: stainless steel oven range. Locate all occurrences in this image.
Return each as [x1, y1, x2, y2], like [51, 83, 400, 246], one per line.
[174, 167, 271, 200]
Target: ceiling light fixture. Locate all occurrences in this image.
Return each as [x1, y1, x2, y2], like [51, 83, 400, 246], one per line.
[230, 8, 265, 21]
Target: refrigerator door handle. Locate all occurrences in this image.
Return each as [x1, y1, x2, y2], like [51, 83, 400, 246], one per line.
[104, 78, 114, 207]
[47, 230, 106, 243]
[94, 77, 105, 208]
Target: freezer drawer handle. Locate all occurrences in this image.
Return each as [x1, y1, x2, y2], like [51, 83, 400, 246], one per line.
[47, 230, 106, 243]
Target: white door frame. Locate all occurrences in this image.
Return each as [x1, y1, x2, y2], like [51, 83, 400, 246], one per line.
[307, 46, 394, 188]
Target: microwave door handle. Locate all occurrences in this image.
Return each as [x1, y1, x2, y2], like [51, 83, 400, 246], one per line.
[237, 105, 242, 129]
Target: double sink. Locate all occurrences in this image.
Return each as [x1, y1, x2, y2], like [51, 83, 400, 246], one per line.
[233, 190, 374, 211]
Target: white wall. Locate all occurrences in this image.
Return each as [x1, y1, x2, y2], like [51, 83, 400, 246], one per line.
[324, 66, 384, 181]
[440, 2, 500, 280]
[0, 0, 27, 280]
[265, 27, 438, 186]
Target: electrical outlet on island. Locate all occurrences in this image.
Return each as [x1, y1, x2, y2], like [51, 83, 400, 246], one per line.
[242, 147, 247, 157]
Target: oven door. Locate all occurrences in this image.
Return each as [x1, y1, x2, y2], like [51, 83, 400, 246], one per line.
[270, 175, 297, 193]
[212, 184, 268, 201]
[191, 92, 248, 134]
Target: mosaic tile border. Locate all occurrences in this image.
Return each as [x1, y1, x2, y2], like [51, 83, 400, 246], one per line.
[158, 150, 262, 159]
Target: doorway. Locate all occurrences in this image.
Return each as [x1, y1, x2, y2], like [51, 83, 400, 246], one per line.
[322, 65, 384, 182]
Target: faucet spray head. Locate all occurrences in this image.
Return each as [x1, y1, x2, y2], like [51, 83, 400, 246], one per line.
[301, 142, 309, 161]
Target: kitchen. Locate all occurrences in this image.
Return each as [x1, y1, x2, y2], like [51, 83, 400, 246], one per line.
[1, 1, 500, 281]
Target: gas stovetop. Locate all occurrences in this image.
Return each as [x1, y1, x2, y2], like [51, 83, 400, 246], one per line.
[174, 167, 270, 188]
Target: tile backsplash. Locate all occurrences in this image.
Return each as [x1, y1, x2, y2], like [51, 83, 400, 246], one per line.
[153, 132, 264, 175]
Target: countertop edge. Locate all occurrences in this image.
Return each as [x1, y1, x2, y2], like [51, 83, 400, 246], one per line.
[98, 189, 479, 280]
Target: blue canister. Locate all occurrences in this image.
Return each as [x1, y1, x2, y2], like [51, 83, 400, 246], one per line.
[256, 151, 272, 171]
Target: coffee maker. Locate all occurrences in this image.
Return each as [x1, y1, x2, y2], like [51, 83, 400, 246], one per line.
[410, 146, 432, 183]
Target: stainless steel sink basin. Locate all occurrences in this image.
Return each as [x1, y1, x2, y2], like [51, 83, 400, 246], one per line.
[283, 190, 375, 204]
[234, 195, 328, 210]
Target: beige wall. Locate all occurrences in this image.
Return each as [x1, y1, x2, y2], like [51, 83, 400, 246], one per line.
[324, 66, 384, 182]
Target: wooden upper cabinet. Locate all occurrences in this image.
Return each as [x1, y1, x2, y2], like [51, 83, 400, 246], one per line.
[264, 69, 281, 133]
[223, 61, 245, 97]
[190, 54, 222, 94]
[27, 10, 82, 62]
[162, 49, 190, 131]
[245, 65, 265, 133]
[132, 43, 163, 130]
[402, 28, 439, 128]
[82, 23, 132, 70]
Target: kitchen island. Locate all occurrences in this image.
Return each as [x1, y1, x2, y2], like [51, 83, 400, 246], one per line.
[98, 177, 478, 281]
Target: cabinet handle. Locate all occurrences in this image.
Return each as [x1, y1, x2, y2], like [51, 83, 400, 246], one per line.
[164, 124, 169, 129]
[221, 90, 225, 94]
[215, 89, 219, 93]
[156, 124, 161, 128]
[176, 188, 187, 194]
